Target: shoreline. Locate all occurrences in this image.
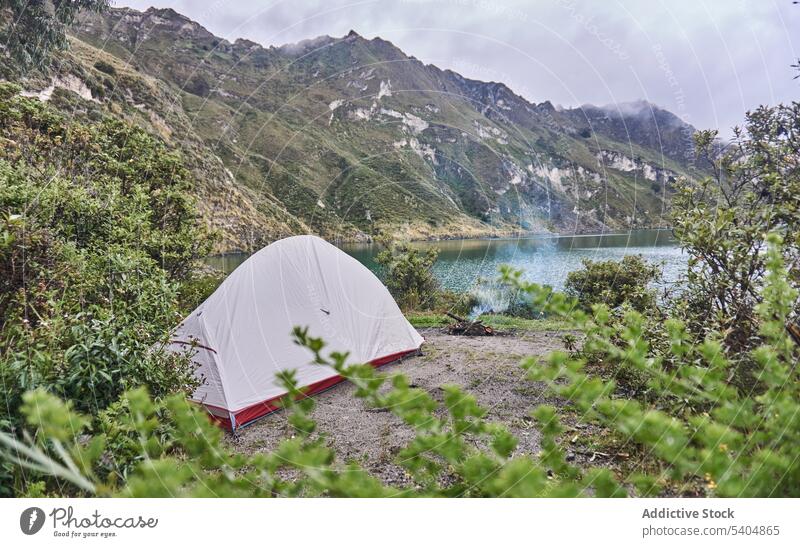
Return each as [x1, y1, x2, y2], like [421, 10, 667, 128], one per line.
[208, 226, 675, 257]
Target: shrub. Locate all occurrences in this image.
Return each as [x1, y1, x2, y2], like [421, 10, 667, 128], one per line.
[0, 1, 109, 73]
[0, 87, 211, 279]
[0, 89, 207, 445]
[177, 271, 225, 314]
[506, 234, 800, 496]
[375, 242, 440, 310]
[672, 105, 800, 354]
[564, 255, 661, 313]
[93, 60, 116, 76]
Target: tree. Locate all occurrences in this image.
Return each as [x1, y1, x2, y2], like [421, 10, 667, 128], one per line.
[672, 104, 800, 354]
[0, 0, 109, 72]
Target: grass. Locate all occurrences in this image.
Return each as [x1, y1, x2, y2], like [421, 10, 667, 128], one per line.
[405, 312, 573, 332]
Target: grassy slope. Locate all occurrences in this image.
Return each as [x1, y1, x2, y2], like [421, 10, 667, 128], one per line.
[44, 6, 702, 252]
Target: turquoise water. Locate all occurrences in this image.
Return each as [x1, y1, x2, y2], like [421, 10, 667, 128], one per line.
[205, 229, 685, 294]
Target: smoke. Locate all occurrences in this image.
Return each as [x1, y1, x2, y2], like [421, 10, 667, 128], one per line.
[468, 279, 511, 320]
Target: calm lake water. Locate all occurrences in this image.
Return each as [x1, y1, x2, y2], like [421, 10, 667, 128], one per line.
[206, 229, 686, 294]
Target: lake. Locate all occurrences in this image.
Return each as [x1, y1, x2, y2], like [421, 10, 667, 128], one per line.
[206, 229, 686, 294]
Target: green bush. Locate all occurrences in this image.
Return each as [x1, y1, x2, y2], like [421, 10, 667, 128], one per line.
[0, 87, 207, 468]
[93, 60, 116, 76]
[564, 255, 661, 313]
[375, 242, 440, 310]
[672, 105, 800, 354]
[177, 271, 225, 314]
[505, 233, 800, 496]
[0, 0, 109, 73]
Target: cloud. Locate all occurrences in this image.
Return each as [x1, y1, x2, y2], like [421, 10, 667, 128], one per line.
[119, 0, 799, 137]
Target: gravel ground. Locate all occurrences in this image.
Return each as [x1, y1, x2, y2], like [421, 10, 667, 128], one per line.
[228, 328, 571, 486]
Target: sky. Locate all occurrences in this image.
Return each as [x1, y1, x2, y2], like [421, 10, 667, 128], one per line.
[120, 0, 799, 137]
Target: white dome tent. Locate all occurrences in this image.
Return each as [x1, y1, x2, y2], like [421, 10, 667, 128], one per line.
[168, 235, 424, 430]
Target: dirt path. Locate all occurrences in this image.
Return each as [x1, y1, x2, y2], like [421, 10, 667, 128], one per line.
[229, 328, 570, 486]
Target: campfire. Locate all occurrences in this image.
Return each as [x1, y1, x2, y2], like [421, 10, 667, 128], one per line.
[445, 312, 495, 336]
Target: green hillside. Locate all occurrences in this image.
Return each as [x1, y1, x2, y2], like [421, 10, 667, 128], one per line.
[6, 6, 701, 252]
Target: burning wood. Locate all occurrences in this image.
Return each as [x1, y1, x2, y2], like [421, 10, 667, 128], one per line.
[445, 312, 495, 336]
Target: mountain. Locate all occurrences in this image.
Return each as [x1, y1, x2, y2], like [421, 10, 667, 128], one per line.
[8, 6, 701, 252]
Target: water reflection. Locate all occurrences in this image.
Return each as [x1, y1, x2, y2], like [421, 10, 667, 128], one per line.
[205, 229, 685, 294]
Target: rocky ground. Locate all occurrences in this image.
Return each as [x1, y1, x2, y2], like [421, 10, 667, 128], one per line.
[228, 328, 572, 486]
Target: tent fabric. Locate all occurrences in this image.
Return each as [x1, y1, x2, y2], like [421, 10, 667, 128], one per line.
[168, 235, 424, 430]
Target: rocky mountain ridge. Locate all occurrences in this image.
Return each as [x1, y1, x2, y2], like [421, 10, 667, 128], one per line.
[10, 6, 701, 252]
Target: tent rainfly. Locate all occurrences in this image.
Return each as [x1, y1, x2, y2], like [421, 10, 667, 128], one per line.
[168, 235, 424, 430]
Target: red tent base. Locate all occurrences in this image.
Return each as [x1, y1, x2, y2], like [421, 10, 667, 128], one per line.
[203, 347, 422, 431]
